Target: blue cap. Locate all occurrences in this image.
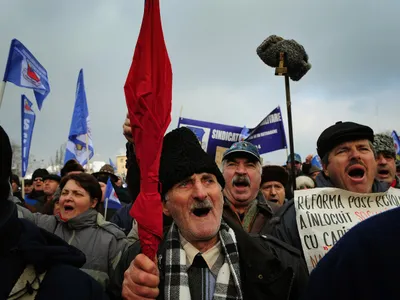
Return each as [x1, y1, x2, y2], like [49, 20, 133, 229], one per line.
[222, 141, 261, 162]
[287, 153, 302, 163]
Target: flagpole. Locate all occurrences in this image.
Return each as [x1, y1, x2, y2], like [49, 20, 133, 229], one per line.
[86, 133, 90, 172]
[0, 81, 6, 109]
[104, 197, 109, 220]
[21, 177, 25, 200]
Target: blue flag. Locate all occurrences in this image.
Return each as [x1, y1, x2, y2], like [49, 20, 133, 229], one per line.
[105, 177, 121, 210]
[64, 69, 94, 166]
[245, 106, 288, 154]
[21, 95, 36, 177]
[109, 158, 117, 172]
[391, 130, 400, 159]
[178, 106, 288, 159]
[311, 154, 323, 169]
[239, 126, 250, 141]
[3, 39, 50, 110]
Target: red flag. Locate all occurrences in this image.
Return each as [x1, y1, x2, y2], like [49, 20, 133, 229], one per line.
[124, 0, 172, 260]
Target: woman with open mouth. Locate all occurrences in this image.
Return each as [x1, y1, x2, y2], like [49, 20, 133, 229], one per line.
[18, 173, 128, 289]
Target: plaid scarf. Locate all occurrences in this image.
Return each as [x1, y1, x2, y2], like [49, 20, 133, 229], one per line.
[164, 221, 243, 300]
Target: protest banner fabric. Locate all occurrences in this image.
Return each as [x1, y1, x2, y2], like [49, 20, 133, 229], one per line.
[295, 187, 400, 272]
[178, 106, 287, 160]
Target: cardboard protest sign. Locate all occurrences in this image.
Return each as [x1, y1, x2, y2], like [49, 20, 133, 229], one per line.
[294, 187, 400, 272]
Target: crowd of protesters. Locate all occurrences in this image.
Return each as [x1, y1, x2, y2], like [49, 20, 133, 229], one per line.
[2, 118, 400, 299]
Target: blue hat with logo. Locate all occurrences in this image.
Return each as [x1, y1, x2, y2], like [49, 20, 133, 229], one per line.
[287, 153, 302, 163]
[222, 141, 261, 163]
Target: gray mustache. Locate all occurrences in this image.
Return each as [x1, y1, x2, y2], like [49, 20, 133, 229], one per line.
[190, 200, 213, 210]
[232, 175, 250, 186]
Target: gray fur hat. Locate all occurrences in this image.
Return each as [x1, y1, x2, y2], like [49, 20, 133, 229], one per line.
[373, 133, 396, 157]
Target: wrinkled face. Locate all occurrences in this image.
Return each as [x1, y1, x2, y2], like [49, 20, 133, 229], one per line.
[222, 156, 261, 209]
[376, 153, 396, 184]
[24, 184, 33, 194]
[324, 140, 376, 193]
[59, 180, 97, 221]
[99, 182, 106, 202]
[261, 181, 286, 206]
[33, 177, 44, 191]
[43, 179, 59, 196]
[163, 173, 223, 245]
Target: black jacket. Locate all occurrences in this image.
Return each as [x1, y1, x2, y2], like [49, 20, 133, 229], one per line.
[108, 216, 308, 300]
[0, 200, 108, 300]
[266, 173, 391, 252]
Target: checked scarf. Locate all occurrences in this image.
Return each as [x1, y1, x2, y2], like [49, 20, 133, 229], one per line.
[164, 221, 243, 300]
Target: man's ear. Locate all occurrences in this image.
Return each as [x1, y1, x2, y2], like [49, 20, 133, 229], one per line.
[322, 165, 329, 177]
[162, 200, 171, 216]
[91, 198, 98, 208]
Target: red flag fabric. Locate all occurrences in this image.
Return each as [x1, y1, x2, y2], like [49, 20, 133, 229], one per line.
[124, 0, 172, 260]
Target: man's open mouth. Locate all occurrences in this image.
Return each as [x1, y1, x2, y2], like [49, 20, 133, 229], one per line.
[192, 207, 211, 217]
[268, 199, 278, 203]
[347, 166, 365, 179]
[378, 169, 389, 176]
[233, 181, 249, 188]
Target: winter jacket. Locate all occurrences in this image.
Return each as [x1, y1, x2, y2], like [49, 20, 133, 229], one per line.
[110, 203, 133, 235]
[1, 200, 108, 300]
[108, 217, 308, 300]
[266, 172, 391, 252]
[302, 206, 400, 300]
[223, 191, 275, 234]
[18, 206, 128, 289]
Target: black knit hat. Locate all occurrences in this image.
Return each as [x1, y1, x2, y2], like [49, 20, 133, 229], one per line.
[32, 168, 49, 180]
[0, 126, 12, 199]
[261, 165, 289, 186]
[317, 121, 374, 159]
[43, 174, 61, 183]
[159, 127, 225, 197]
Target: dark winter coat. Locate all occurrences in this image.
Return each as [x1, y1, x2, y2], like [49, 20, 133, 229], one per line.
[108, 216, 308, 300]
[1, 200, 108, 300]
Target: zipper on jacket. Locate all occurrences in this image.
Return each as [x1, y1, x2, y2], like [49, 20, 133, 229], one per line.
[67, 230, 76, 245]
[286, 271, 295, 300]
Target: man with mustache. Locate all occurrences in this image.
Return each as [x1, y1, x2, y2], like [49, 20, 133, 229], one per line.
[267, 121, 389, 251]
[373, 133, 400, 188]
[109, 127, 308, 300]
[220, 141, 278, 233]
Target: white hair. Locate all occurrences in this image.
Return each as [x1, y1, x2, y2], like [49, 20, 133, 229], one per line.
[295, 176, 315, 190]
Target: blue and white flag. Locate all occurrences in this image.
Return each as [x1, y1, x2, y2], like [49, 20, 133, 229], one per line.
[21, 95, 35, 177]
[105, 177, 121, 210]
[391, 130, 400, 159]
[109, 158, 117, 172]
[311, 154, 323, 169]
[64, 69, 94, 166]
[3, 39, 50, 110]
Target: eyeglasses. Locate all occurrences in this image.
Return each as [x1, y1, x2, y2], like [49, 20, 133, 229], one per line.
[33, 178, 43, 182]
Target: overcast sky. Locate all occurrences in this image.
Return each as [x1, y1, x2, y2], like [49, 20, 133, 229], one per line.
[1, 0, 399, 169]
